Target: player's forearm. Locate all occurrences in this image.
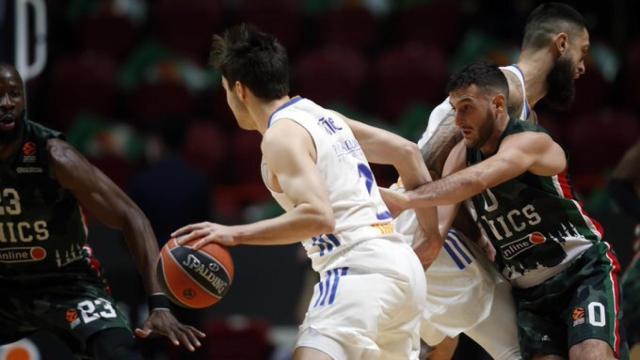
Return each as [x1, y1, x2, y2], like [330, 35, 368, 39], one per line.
[122, 212, 163, 294]
[233, 205, 335, 246]
[346, 118, 428, 179]
[407, 171, 485, 207]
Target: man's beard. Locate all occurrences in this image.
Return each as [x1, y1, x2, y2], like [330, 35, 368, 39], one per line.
[0, 111, 25, 145]
[544, 56, 576, 110]
[468, 108, 496, 150]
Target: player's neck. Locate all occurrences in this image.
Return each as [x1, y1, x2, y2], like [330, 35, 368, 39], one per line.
[251, 95, 292, 135]
[479, 112, 510, 156]
[517, 50, 554, 108]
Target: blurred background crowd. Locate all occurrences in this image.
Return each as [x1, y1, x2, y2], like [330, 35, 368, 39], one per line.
[1, 0, 639, 359]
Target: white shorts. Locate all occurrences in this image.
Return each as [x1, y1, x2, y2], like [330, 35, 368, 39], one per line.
[394, 208, 521, 359]
[296, 239, 426, 360]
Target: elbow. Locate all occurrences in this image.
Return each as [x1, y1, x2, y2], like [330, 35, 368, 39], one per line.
[315, 212, 336, 235]
[302, 204, 336, 235]
[400, 141, 421, 161]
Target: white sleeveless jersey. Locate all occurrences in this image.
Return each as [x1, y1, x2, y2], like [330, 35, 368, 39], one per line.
[264, 97, 400, 273]
[417, 64, 530, 148]
[402, 64, 531, 244]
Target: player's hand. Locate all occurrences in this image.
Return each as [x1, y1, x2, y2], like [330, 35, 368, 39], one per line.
[378, 187, 411, 217]
[414, 230, 443, 270]
[135, 310, 206, 352]
[478, 236, 496, 262]
[172, 222, 237, 249]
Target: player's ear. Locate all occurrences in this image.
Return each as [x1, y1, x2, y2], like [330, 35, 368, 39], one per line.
[492, 93, 506, 112]
[233, 81, 246, 100]
[553, 32, 569, 56]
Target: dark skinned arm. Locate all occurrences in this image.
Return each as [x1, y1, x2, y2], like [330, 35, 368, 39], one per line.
[48, 138, 205, 351]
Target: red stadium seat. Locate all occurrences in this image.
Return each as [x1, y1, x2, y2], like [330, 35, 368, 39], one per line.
[182, 120, 227, 178]
[621, 40, 640, 109]
[47, 52, 118, 130]
[237, 0, 303, 52]
[396, 2, 463, 53]
[373, 42, 448, 119]
[294, 46, 368, 107]
[565, 110, 640, 192]
[317, 6, 379, 51]
[127, 82, 196, 128]
[75, 13, 138, 63]
[153, 0, 223, 62]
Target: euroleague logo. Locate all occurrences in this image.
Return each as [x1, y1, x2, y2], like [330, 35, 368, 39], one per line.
[572, 307, 586, 326]
[22, 141, 37, 163]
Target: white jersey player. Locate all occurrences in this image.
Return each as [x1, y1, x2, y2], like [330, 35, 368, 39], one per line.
[392, 64, 530, 360]
[269, 97, 427, 359]
[390, 3, 591, 358]
[174, 24, 438, 360]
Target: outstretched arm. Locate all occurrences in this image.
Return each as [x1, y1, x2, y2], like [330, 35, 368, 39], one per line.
[173, 119, 335, 248]
[343, 116, 441, 267]
[407, 132, 566, 207]
[413, 140, 466, 266]
[48, 139, 205, 351]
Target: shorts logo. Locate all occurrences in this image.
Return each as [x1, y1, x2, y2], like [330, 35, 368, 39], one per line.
[22, 142, 37, 162]
[501, 232, 546, 259]
[572, 307, 586, 326]
[66, 309, 81, 329]
[0, 247, 47, 263]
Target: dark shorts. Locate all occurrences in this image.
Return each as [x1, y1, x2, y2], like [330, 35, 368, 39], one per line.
[0, 260, 131, 354]
[513, 241, 628, 360]
[622, 255, 640, 344]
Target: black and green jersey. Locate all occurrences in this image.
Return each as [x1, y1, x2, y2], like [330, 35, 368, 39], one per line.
[0, 120, 88, 276]
[466, 118, 604, 288]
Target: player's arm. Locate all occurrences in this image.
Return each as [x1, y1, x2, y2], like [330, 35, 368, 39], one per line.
[48, 139, 205, 350]
[406, 132, 566, 207]
[174, 119, 335, 248]
[413, 141, 466, 266]
[342, 115, 442, 267]
[419, 98, 461, 180]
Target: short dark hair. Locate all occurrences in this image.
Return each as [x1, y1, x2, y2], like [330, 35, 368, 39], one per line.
[446, 62, 509, 99]
[209, 24, 290, 101]
[522, 3, 586, 50]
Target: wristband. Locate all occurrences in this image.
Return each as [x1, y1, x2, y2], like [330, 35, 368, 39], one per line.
[148, 293, 171, 311]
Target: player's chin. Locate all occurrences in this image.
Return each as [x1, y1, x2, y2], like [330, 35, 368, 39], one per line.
[462, 137, 477, 148]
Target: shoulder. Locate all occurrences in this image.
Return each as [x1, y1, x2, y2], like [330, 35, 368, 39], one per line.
[27, 120, 64, 140]
[501, 70, 524, 118]
[263, 119, 314, 154]
[46, 138, 87, 173]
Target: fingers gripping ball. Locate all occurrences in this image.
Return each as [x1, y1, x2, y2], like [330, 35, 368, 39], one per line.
[157, 238, 234, 309]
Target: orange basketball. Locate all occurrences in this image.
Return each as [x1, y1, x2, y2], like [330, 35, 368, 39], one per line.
[157, 238, 234, 309]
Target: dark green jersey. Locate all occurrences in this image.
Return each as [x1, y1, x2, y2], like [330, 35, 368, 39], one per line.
[466, 118, 604, 288]
[0, 120, 88, 276]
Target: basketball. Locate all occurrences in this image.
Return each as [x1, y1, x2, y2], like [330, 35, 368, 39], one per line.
[157, 238, 235, 309]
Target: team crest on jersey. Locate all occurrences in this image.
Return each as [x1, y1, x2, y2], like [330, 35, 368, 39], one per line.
[318, 117, 342, 135]
[0, 247, 47, 263]
[22, 142, 37, 162]
[501, 232, 546, 259]
[572, 307, 586, 326]
[66, 308, 81, 328]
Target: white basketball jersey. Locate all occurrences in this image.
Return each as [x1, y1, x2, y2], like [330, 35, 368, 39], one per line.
[417, 64, 530, 149]
[265, 97, 399, 272]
